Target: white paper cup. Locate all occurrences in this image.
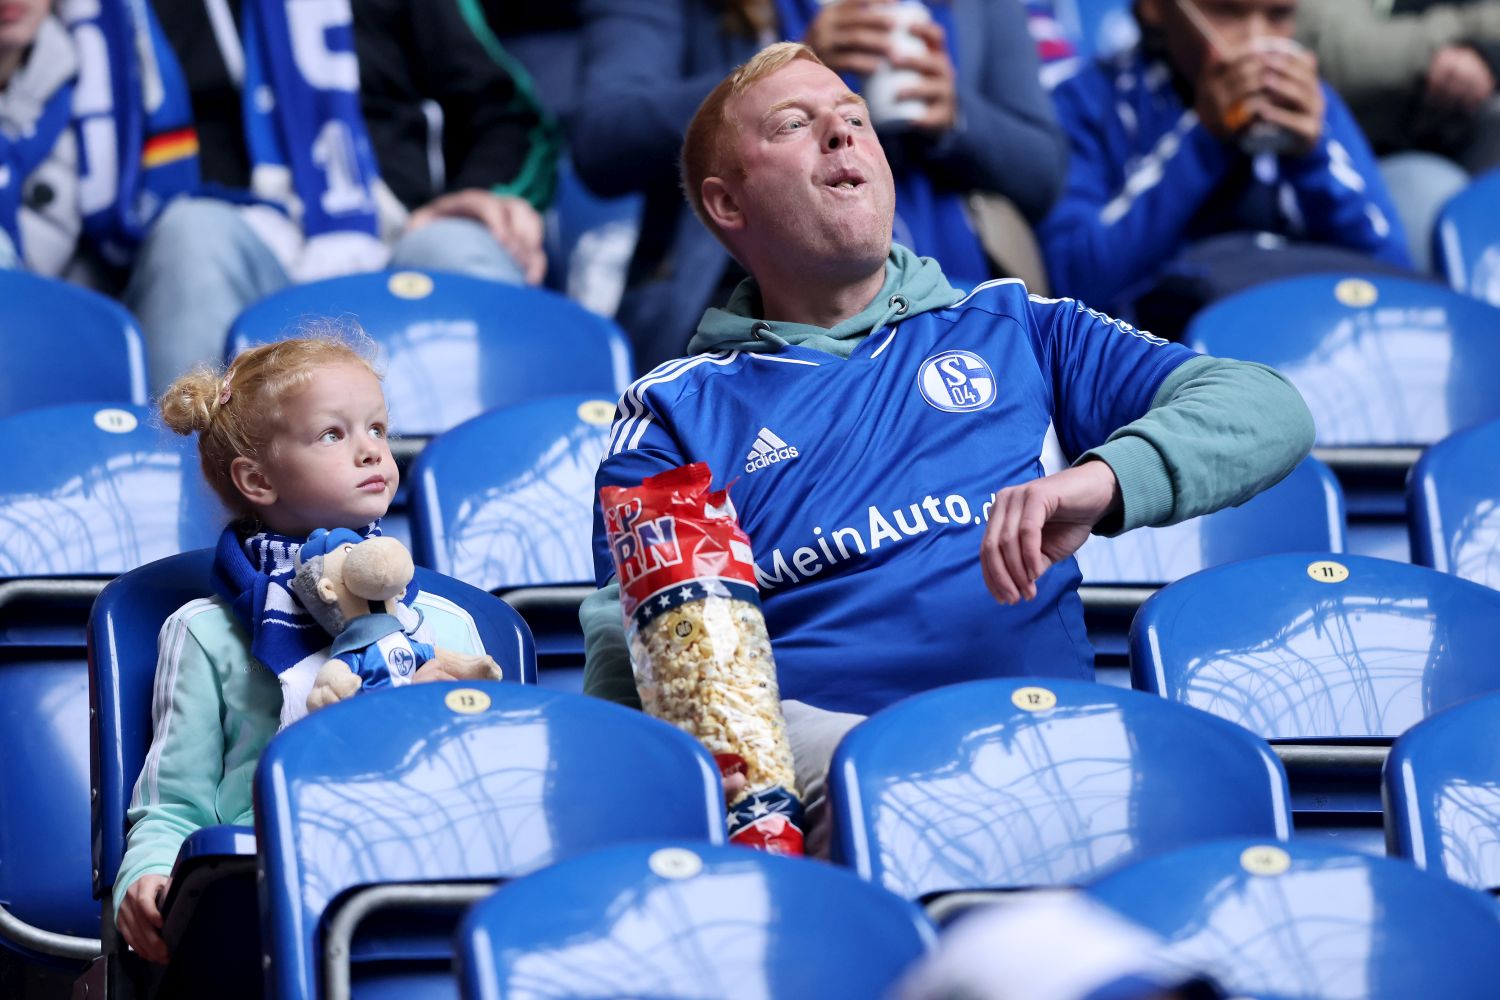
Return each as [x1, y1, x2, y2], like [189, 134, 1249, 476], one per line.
[862, 1, 932, 128]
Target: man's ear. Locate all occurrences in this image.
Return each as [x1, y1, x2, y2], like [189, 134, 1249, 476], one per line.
[701, 176, 745, 234]
[230, 456, 276, 510]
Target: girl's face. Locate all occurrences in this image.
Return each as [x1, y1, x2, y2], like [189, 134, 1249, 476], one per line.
[237, 362, 397, 536]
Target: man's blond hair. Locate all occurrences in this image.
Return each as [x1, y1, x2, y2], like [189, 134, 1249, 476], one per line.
[680, 41, 825, 238]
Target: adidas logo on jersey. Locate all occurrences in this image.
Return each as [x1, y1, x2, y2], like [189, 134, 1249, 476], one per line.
[745, 427, 799, 473]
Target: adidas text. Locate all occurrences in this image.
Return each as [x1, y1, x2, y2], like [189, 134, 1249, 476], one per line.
[746, 445, 799, 473]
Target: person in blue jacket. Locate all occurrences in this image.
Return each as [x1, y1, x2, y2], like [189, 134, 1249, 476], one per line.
[1038, 0, 1413, 327]
[573, 0, 1069, 372]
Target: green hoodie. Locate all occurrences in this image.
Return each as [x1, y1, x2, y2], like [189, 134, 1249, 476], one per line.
[582, 246, 1315, 708]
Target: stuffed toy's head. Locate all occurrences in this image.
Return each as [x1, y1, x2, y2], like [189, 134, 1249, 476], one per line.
[291, 528, 416, 636]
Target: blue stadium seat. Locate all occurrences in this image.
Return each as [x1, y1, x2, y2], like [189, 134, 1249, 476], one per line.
[455, 841, 934, 1000]
[827, 678, 1291, 916]
[254, 682, 724, 999]
[0, 407, 219, 974]
[410, 394, 615, 692]
[545, 156, 642, 317]
[1434, 166, 1500, 306]
[1384, 692, 1500, 891]
[1408, 417, 1500, 590]
[1185, 273, 1500, 562]
[0, 270, 147, 420]
[226, 270, 633, 438]
[0, 404, 221, 582]
[86, 551, 538, 997]
[1131, 553, 1500, 850]
[1087, 838, 1500, 998]
[1077, 456, 1345, 686]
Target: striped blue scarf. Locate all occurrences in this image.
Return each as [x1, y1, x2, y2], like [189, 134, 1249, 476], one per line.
[0, 1, 199, 267]
[239, 0, 387, 271]
[210, 521, 417, 677]
[772, 0, 990, 285]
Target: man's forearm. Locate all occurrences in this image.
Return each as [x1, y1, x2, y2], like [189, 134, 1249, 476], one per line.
[1080, 355, 1315, 534]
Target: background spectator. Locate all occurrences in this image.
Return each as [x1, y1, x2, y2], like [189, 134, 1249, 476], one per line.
[127, 0, 558, 394]
[1039, 0, 1412, 337]
[1297, 0, 1500, 271]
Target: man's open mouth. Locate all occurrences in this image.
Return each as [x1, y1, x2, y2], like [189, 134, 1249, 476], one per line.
[825, 168, 866, 191]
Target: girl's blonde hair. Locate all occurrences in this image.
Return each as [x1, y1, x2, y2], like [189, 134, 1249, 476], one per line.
[159, 331, 381, 516]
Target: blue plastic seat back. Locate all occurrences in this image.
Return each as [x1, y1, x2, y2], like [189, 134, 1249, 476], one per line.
[828, 678, 1291, 901]
[1435, 167, 1500, 306]
[410, 394, 615, 589]
[1077, 456, 1345, 585]
[545, 156, 642, 313]
[0, 404, 222, 577]
[226, 270, 633, 437]
[1131, 553, 1500, 740]
[254, 682, 725, 1000]
[456, 840, 934, 1000]
[1409, 417, 1500, 590]
[88, 551, 539, 904]
[1185, 273, 1500, 447]
[1385, 692, 1500, 890]
[1087, 838, 1500, 999]
[0, 271, 147, 419]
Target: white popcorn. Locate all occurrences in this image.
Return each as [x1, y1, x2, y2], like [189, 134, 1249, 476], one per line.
[629, 594, 798, 799]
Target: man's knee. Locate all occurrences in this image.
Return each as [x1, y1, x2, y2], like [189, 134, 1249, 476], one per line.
[391, 217, 525, 284]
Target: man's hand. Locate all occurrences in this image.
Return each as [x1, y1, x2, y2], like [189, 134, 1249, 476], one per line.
[117, 874, 171, 966]
[803, 0, 896, 77]
[980, 462, 1121, 605]
[406, 189, 546, 285]
[1426, 45, 1496, 116]
[1251, 42, 1325, 157]
[893, 20, 958, 132]
[1194, 48, 1265, 141]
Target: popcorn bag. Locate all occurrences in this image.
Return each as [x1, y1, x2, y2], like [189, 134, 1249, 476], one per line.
[601, 463, 804, 855]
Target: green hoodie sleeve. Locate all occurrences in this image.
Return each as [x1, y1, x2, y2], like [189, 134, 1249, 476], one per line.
[1080, 355, 1316, 536]
[113, 604, 281, 914]
[580, 582, 642, 709]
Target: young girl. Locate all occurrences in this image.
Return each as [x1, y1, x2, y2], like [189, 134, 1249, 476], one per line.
[114, 335, 486, 964]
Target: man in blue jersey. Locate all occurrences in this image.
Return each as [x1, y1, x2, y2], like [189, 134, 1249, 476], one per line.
[582, 42, 1313, 852]
[1038, 0, 1413, 333]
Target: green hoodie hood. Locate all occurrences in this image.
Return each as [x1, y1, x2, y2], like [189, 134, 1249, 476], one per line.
[686, 244, 966, 360]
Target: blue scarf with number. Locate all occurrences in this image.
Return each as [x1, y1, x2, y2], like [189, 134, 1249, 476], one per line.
[773, 0, 990, 284]
[239, 0, 386, 263]
[0, 1, 198, 266]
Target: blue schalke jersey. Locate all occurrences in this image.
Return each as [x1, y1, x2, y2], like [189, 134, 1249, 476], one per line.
[592, 280, 1196, 714]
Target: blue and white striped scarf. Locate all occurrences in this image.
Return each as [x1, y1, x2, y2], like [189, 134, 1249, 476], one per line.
[0, 0, 199, 267]
[210, 521, 417, 677]
[238, 0, 388, 276]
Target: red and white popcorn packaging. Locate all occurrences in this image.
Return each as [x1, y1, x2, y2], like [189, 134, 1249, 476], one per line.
[601, 463, 804, 854]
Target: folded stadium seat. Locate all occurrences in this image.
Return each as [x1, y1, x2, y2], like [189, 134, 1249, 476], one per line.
[85, 551, 538, 1000]
[226, 270, 634, 548]
[454, 840, 934, 1000]
[1131, 552, 1500, 854]
[1076, 455, 1345, 687]
[545, 156, 643, 318]
[1434, 166, 1500, 307]
[1086, 838, 1500, 998]
[1408, 417, 1500, 591]
[0, 270, 148, 421]
[0, 404, 218, 981]
[826, 677, 1292, 923]
[1384, 691, 1500, 892]
[1184, 273, 1500, 563]
[411, 394, 617, 693]
[254, 682, 724, 999]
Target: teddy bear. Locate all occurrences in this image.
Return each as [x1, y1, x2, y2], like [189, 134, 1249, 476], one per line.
[290, 528, 502, 713]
